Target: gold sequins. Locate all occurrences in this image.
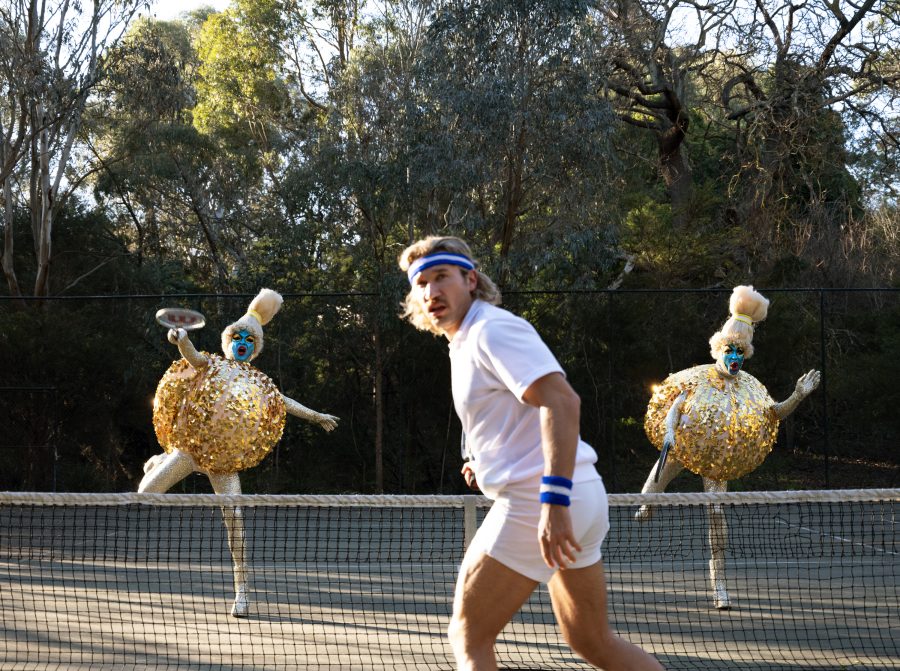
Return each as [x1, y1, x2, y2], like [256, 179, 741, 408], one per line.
[153, 354, 287, 474]
[644, 365, 779, 480]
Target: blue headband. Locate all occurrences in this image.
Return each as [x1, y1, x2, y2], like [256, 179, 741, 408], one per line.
[407, 252, 475, 283]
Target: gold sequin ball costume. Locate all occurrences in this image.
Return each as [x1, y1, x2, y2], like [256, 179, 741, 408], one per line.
[636, 285, 820, 611]
[153, 352, 287, 473]
[139, 288, 339, 618]
[644, 364, 778, 481]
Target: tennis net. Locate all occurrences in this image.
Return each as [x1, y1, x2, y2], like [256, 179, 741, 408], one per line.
[0, 489, 897, 670]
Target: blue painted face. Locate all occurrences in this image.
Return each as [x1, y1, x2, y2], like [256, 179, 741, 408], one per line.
[230, 329, 256, 362]
[722, 343, 745, 376]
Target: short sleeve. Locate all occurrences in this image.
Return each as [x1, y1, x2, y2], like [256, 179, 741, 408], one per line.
[476, 315, 564, 401]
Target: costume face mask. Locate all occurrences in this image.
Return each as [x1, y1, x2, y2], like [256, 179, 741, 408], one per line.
[721, 343, 745, 376]
[230, 330, 256, 361]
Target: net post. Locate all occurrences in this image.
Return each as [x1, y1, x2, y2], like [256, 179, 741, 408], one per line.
[463, 496, 477, 549]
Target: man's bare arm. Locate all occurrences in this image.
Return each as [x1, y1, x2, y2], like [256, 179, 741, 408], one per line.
[522, 372, 582, 569]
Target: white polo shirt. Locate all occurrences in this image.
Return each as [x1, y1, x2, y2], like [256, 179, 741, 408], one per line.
[449, 300, 599, 499]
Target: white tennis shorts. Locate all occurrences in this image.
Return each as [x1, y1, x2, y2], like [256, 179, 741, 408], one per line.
[466, 475, 610, 583]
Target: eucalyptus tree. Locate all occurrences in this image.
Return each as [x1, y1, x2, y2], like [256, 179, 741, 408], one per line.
[176, 0, 436, 491]
[91, 18, 196, 268]
[195, 0, 366, 161]
[420, 0, 620, 288]
[592, 0, 900, 287]
[594, 0, 736, 229]
[0, 0, 144, 297]
[182, 0, 367, 276]
[597, 1, 899, 228]
[281, 0, 438, 493]
[719, 1, 900, 209]
[290, 0, 624, 489]
[92, 15, 272, 290]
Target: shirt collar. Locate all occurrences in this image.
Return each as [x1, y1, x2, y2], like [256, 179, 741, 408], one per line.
[448, 299, 483, 350]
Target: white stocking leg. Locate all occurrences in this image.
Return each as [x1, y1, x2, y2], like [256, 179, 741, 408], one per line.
[209, 473, 248, 618]
[635, 458, 685, 521]
[704, 478, 730, 610]
[138, 450, 196, 493]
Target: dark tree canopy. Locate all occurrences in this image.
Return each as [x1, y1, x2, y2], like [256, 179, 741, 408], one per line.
[0, 0, 898, 493]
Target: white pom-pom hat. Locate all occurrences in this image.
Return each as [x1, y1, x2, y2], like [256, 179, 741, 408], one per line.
[708, 285, 769, 360]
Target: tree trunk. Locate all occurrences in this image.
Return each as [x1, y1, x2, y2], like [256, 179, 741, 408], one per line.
[657, 102, 692, 229]
[34, 117, 53, 297]
[2, 176, 22, 297]
[658, 138, 692, 228]
[176, 162, 232, 289]
[498, 128, 526, 285]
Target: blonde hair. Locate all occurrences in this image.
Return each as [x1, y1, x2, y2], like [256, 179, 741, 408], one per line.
[221, 288, 283, 361]
[398, 236, 500, 335]
[708, 285, 769, 360]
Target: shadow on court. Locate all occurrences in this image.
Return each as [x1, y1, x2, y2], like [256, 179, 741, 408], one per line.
[0, 497, 897, 670]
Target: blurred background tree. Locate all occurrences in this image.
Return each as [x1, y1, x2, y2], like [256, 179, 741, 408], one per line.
[1, 0, 897, 493]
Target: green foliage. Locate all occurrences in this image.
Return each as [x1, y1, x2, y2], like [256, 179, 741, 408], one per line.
[618, 190, 743, 286]
[194, 8, 290, 142]
[99, 18, 197, 124]
[419, 0, 620, 284]
[3, 0, 898, 494]
[91, 15, 278, 291]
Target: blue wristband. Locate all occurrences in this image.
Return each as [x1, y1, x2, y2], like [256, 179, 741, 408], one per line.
[541, 475, 573, 489]
[540, 491, 571, 506]
[539, 475, 573, 506]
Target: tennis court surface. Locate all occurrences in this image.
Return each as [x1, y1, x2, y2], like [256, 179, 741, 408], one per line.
[1, 489, 897, 670]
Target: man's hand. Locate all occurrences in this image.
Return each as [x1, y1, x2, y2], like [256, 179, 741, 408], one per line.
[461, 462, 479, 491]
[539, 504, 582, 569]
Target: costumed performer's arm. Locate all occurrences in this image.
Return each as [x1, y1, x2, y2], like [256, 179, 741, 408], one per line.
[168, 328, 210, 369]
[772, 369, 821, 420]
[656, 390, 687, 481]
[282, 394, 339, 431]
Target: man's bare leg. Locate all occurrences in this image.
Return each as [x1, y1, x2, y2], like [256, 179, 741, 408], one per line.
[549, 561, 665, 670]
[448, 553, 537, 671]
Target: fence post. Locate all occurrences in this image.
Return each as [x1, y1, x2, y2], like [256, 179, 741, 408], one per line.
[819, 289, 830, 488]
[607, 291, 617, 491]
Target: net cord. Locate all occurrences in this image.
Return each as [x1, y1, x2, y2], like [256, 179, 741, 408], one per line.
[0, 488, 897, 507]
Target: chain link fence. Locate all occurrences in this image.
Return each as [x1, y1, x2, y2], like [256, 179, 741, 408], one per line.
[1, 288, 897, 493]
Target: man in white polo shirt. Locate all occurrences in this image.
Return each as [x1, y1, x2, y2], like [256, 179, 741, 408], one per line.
[399, 236, 663, 671]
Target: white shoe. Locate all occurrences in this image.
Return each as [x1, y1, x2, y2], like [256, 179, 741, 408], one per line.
[713, 584, 731, 610]
[230, 585, 249, 618]
[142, 453, 167, 474]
